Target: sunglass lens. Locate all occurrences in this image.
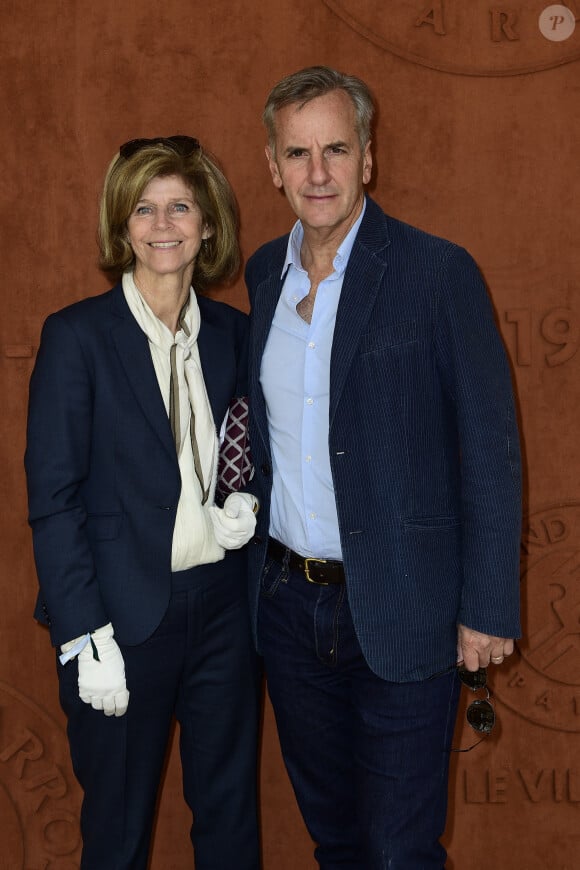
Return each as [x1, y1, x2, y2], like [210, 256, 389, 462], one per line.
[458, 666, 488, 691]
[168, 136, 200, 154]
[119, 138, 149, 159]
[119, 136, 200, 160]
[466, 698, 495, 733]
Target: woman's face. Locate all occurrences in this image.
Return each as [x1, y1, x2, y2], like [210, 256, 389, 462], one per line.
[126, 174, 211, 286]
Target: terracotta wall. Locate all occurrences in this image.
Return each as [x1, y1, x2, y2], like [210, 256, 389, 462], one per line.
[1, 2, 579, 867]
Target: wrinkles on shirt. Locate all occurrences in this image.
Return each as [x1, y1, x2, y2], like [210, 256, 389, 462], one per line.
[261, 270, 342, 559]
[260, 206, 365, 560]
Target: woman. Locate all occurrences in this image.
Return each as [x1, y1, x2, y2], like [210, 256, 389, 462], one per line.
[25, 136, 261, 869]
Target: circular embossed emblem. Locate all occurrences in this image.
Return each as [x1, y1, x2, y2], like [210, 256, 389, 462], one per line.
[493, 504, 580, 732]
[323, 0, 580, 76]
[0, 681, 81, 868]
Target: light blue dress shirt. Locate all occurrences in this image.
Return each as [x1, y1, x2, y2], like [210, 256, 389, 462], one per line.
[260, 203, 366, 559]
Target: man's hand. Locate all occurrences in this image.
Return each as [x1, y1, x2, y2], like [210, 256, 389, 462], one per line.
[209, 493, 258, 550]
[64, 623, 130, 717]
[457, 623, 514, 671]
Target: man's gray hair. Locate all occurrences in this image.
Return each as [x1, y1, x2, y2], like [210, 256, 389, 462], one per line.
[263, 66, 374, 154]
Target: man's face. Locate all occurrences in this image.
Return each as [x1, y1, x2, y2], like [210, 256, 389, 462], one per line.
[266, 89, 372, 242]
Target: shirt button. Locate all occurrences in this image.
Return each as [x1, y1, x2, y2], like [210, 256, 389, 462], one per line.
[306, 397, 313, 405]
[305, 455, 312, 462]
[308, 341, 315, 349]
[309, 512, 317, 519]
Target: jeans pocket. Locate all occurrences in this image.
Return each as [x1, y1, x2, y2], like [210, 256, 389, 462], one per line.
[260, 558, 287, 598]
[314, 584, 347, 666]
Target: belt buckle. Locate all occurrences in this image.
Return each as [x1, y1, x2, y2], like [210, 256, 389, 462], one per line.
[304, 557, 329, 585]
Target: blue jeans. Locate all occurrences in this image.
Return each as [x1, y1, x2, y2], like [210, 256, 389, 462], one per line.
[258, 553, 460, 870]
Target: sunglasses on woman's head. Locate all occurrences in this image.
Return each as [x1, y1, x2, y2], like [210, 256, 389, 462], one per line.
[119, 136, 201, 160]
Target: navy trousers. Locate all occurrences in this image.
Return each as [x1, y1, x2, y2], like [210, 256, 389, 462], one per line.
[58, 554, 261, 869]
[258, 553, 461, 870]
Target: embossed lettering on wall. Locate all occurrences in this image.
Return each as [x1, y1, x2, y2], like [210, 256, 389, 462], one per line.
[322, 1, 580, 75]
[462, 768, 580, 803]
[0, 682, 81, 869]
[504, 307, 579, 367]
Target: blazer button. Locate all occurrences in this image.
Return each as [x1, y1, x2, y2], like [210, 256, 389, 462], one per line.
[260, 463, 271, 476]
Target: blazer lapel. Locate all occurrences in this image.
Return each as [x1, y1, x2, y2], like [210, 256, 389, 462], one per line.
[109, 286, 176, 461]
[249, 269, 285, 458]
[248, 198, 390, 439]
[197, 315, 224, 424]
[329, 199, 391, 428]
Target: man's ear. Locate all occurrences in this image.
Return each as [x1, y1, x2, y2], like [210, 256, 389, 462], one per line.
[362, 141, 372, 186]
[266, 146, 283, 190]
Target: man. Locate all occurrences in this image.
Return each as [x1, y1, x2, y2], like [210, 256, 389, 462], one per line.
[246, 66, 521, 869]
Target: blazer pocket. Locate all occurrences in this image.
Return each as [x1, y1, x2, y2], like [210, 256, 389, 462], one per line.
[359, 320, 417, 355]
[86, 513, 122, 542]
[403, 515, 461, 531]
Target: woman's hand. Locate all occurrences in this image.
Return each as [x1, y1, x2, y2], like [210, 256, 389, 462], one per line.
[209, 493, 257, 550]
[61, 623, 129, 717]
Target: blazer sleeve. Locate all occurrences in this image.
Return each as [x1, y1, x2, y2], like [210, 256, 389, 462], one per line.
[434, 244, 522, 639]
[24, 312, 109, 646]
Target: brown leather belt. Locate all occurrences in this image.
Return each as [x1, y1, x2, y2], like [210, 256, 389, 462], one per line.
[267, 538, 345, 585]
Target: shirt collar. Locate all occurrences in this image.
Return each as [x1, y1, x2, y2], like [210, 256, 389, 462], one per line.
[282, 197, 367, 278]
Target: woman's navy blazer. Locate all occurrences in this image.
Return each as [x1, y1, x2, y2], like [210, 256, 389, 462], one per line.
[25, 283, 248, 648]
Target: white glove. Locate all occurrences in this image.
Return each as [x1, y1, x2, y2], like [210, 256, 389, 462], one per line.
[209, 492, 258, 550]
[61, 622, 129, 717]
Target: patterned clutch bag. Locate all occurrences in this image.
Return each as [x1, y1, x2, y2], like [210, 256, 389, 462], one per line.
[216, 396, 254, 503]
